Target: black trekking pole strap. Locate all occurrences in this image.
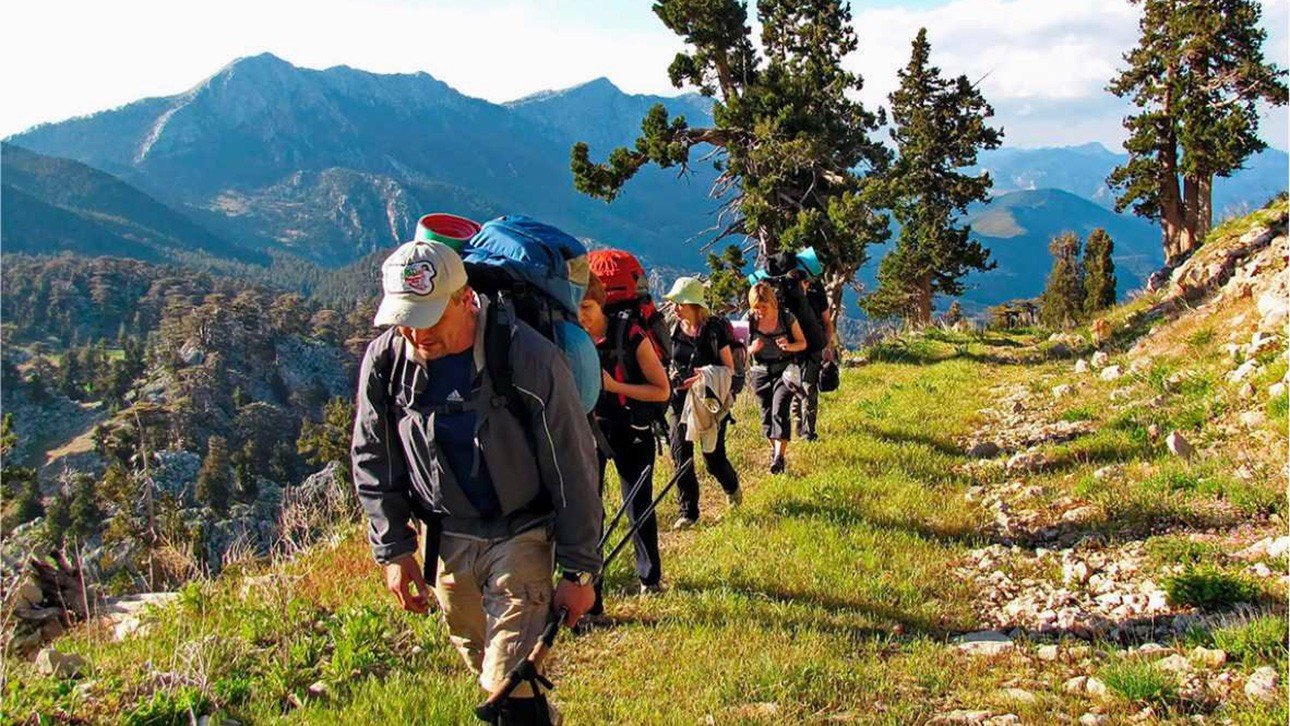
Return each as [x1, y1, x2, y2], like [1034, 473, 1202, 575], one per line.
[599, 458, 694, 580]
[598, 464, 653, 551]
[474, 606, 567, 722]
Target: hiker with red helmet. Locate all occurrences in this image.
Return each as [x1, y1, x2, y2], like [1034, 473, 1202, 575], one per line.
[578, 259, 671, 601]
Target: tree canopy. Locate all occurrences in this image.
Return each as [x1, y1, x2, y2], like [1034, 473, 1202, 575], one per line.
[861, 28, 1003, 324]
[571, 0, 891, 318]
[1108, 0, 1287, 264]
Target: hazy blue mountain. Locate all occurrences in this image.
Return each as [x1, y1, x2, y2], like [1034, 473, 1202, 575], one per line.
[5, 56, 1282, 309]
[963, 188, 1162, 307]
[7, 54, 722, 268]
[851, 188, 1161, 312]
[973, 143, 1288, 216]
[1, 143, 262, 264]
[506, 76, 713, 151]
[505, 75, 725, 258]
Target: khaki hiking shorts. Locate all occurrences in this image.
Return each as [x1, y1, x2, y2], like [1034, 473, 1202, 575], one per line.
[434, 526, 555, 695]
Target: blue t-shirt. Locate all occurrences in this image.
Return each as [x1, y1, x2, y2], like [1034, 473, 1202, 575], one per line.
[422, 350, 501, 518]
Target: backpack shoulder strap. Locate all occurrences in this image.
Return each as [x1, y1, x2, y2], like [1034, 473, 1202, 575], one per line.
[483, 296, 522, 418]
[703, 316, 725, 361]
[609, 311, 633, 364]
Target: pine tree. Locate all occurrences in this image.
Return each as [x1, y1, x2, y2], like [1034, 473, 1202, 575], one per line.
[944, 301, 964, 327]
[298, 398, 356, 480]
[68, 474, 101, 540]
[1083, 229, 1117, 314]
[58, 350, 82, 400]
[196, 435, 232, 514]
[1040, 232, 1086, 329]
[1108, 0, 1287, 264]
[12, 480, 44, 525]
[571, 0, 892, 323]
[44, 492, 72, 542]
[862, 28, 1003, 324]
[705, 245, 751, 314]
[1, 413, 16, 459]
[232, 441, 259, 503]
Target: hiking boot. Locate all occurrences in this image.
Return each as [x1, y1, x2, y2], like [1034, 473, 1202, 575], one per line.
[639, 582, 665, 595]
[803, 433, 819, 442]
[769, 455, 786, 474]
[672, 516, 697, 531]
[726, 488, 743, 507]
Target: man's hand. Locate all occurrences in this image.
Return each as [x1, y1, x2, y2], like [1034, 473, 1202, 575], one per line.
[553, 579, 595, 626]
[678, 374, 700, 391]
[384, 553, 430, 614]
[823, 347, 837, 363]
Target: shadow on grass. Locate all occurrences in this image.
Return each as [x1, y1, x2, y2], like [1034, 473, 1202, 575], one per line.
[854, 423, 968, 459]
[665, 579, 962, 639]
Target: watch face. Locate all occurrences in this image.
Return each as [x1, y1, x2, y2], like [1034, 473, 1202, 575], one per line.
[565, 570, 592, 586]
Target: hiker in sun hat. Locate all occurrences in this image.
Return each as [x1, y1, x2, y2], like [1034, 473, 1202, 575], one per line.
[353, 229, 600, 725]
[662, 276, 742, 530]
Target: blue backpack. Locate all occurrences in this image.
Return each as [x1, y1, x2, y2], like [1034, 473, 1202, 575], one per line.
[460, 216, 601, 413]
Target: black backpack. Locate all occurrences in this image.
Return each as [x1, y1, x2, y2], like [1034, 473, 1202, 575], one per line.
[764, 252, 828, 354]
[602, 311, 669, 426]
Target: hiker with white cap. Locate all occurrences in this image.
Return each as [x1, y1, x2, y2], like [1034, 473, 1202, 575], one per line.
[662, 276, 742, 529]
[351, 215, 601, 725]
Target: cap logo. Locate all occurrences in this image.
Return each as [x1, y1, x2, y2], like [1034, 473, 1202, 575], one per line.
[402, 260, 437, 295]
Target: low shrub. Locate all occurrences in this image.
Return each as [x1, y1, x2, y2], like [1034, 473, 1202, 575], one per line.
[1212, 615, 1289, 664]
[1099, 661, 1177, 705]
[1164, 566, 1262, 610]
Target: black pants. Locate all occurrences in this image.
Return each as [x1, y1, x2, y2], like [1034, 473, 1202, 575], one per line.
[792, 351, 822, 438]
[669, 398, 740, 520]
[751, 363, 795, 441]
[597, 423, 661, 587]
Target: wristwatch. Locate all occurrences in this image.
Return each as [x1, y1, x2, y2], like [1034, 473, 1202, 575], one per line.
[561, 569, 594, 586]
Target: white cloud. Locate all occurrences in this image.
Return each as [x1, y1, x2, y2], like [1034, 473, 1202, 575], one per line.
[1, 0, 1285, 148]
[848, 0, 1289, 149]
[850, 0, 1138, 106]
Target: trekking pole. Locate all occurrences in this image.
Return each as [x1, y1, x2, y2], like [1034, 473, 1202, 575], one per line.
[474, 606, 568, 722]
[600, 458, 694, 577]
[598, 465, 653, 550]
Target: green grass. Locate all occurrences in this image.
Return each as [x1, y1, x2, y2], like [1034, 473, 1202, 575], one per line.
[1099, 661, 1178, 705]
[2, 312, 1284, 724]
[1186, 327, 1216, 348]
[1145, 536, 1225, 568]
[1164, 566, 1263, 611]
[1058, 405, 1096, 422]
[1211, 615, 1289, 665]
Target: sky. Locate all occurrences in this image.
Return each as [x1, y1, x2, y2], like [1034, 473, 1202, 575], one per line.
[2, 0, 1286, 149]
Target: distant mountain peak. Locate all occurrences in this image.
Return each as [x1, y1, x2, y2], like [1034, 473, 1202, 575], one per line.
[575, 76, 621, 93]
[1070, 141, 1115, 155]
[505, 76, 625, 107]
[216, 51, 294, 77]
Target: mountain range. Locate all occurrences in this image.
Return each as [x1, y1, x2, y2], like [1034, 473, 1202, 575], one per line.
[3, 53, 1286, 311]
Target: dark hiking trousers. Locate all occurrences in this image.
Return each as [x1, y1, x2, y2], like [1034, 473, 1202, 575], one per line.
[791, 351, 823, 439]
[669, 398, 740, 521]
[751, 364, 795, 441]
[596, 424, 662, 587]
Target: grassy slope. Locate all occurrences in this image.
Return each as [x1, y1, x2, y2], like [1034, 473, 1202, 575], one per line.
[4, 218, 1287, 724]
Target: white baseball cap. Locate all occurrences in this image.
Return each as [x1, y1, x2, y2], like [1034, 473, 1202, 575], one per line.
[373, 241, 468, 329]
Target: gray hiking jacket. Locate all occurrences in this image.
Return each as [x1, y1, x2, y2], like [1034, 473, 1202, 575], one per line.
[350, 305, 602, 575]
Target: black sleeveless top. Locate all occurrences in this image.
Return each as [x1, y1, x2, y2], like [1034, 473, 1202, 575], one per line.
[750, 310, 797, 365]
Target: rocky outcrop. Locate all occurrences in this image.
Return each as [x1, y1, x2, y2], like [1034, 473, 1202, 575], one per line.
[3, 553, 90, 655]
[1166, 217, 1286, 304]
